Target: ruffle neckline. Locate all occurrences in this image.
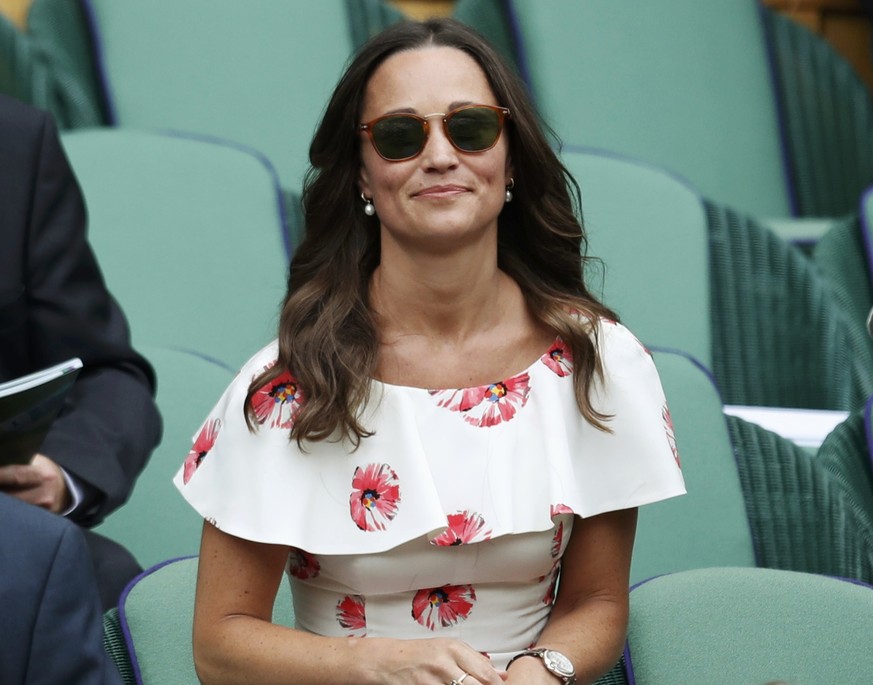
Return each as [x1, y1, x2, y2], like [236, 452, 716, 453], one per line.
[174, 320, 685, 555]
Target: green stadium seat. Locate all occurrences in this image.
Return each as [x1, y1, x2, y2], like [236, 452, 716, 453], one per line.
[561, 148, 711, 367]
[764, 10, 873, 218]
[454, 1, 873, 222]
[727, 413, 873, 582]
[625, 567, 873, 684]
[94, 346, 233, 570]
[507, 0, 792, 219]
[632, 350, 756, 585]
[817, 397, 873, 545]
[0, 0, 106, 127]
[81, 0, 402, 194]
[104, 556, 295, 685]
[708, 200, 873, 410]
[62, 128, 288, 371]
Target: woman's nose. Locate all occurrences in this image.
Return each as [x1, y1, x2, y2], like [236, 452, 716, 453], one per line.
[420, 121, 459, 170]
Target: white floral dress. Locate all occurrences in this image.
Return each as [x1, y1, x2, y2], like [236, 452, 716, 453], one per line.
[174, 319, 686, 668]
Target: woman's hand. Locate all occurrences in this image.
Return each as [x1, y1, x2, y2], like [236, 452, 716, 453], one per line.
[361, 637, 506, 685]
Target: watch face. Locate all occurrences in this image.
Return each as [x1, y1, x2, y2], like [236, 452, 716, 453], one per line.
[543, 650, 575, 677]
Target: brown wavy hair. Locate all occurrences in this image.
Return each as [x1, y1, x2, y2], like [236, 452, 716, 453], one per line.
[246, 18, 618, 446]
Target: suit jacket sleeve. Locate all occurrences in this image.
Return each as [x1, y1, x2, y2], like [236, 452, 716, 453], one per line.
[4, 98, 162, 526]
[26, 523, 124, 685]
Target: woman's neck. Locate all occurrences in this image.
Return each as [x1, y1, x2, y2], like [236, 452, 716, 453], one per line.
[370, 243, 512, 344]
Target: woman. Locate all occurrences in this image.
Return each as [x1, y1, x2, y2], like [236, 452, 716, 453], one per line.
[176, 18, 685, 685]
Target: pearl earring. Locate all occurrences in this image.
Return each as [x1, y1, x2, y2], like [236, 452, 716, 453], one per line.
[505, 178, 515, 203]
[361, 193, 375, 216]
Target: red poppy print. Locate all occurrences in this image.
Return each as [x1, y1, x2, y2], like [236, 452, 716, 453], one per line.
[663, 405, 680, 467]
[336, 595, 366, 637]
[412, 584, 476, 630]
[251, 365, 305, 429]
[541, 339, 573, 377]
[429, 372, 530, 428]
[430, 511, 492, 546]
[183, 418, 221, 484]
[287, 547, 320, 580]
[551, 520, 564, 559]
[350, 463, 401, 531]
[550, 503, 573, 517]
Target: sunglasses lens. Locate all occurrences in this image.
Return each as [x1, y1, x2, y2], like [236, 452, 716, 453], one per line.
[371, 116, 426, 160]
[446, 107, 502, 152]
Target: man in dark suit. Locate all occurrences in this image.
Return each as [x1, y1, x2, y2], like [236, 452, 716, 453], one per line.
[0, 492, 122, 684]
[0, 93, 162, 608]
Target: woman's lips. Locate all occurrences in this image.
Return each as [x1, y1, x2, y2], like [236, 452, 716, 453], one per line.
[414, 185, 469, 198]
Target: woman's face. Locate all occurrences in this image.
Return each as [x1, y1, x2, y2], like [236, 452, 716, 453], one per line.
[358, 46, 513, 254]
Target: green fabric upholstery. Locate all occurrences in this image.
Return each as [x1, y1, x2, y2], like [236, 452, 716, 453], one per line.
[626, 567, 873, 684]
[592, 658, 628, 685]
[764, 9, 873, 218]
[83, 0, 402, 194]
[811, 215, 873, 397]
[727, 414, 873, 582]
[560, 149, 711, 367]
[451, 0, 521, 75]
[115, 556, 294, 685]
[103, 607, 135, 685]
[94, 347, 233, 569]
[631, 351, 755, 584]
[507, 0, 791, 218]
[345, 0, 407, 47]
[817, 399, 873, 544]
[707, 201, 869, 409]
[0, 0, 106, 127]
[61, 129, 288, 370]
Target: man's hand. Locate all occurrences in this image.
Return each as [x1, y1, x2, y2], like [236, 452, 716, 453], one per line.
[0, 454, 71, 513]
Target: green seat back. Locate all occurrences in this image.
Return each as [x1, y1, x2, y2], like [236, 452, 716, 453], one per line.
[631, 351, 755, 585]
[561, 148, 710, 367]
[727, 412, 873, 581]
[817, 398, 873, 538]
[116, 556, 294, 685]
[709, 203, 872, 409]
[82, 0, 402, 193]
[764, 10, 873, 218]
[0, 0, 107, 127]
[626, 567, 873, 684]
[451, 0, 520, 74]
[510, 0, 792, 218]
[62, 128, 287, 370]
[95, 346, 233, 569]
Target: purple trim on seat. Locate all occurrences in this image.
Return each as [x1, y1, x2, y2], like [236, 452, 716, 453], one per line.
[77, 0, 118, 125]
[865, 394, 873, 474]
[154, 129, 292, 259]
[117, 555, 198, 685]
[623, 641, 636, 685]
[503, 0, 532, 89]
[861, 185, 873, 287]
[757, 2, 800, 217]
[163, 346, 236, 373]
[833, 573, 873, 591]
[646, 345, 722, 401]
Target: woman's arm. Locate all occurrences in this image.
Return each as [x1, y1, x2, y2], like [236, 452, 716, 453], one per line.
[505, 507, 637, 685]
[193, 521, 506, 685]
